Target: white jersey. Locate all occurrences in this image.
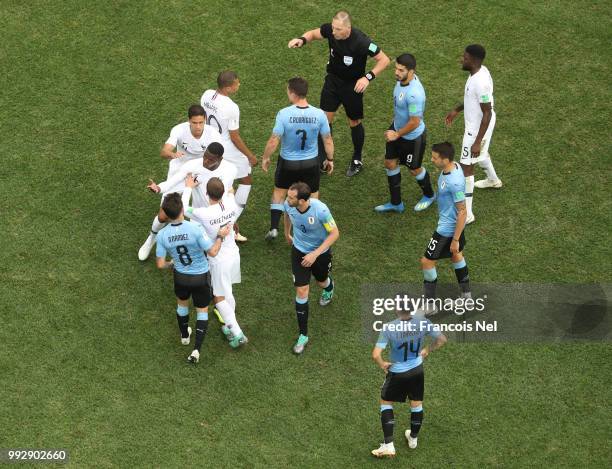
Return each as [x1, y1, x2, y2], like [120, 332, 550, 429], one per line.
[200, 90, 243, 155]
[166, 122, 222, 159]
[188, 194, 239, 263]
[166, 159, 237, 208]
[463, 65, 495, 132]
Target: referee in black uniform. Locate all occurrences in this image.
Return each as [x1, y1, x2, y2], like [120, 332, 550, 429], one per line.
[288, 10, 390, 177]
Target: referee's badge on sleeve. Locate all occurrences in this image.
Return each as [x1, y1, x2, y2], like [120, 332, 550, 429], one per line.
[343, 56, 353, 66]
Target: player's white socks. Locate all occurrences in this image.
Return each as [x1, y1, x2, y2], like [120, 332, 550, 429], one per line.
[215, 299, 243, 337]
[465, 176, 474, 218]
[234, 184, 251, 219]
[151, 216, 166, 235]
[478, 157, 499, 182]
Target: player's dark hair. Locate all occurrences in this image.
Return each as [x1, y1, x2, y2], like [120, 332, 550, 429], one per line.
[217, 70, 238, 89]
[396, 53, 416, 70]
[287, 77, 308, 98]
[432, 142, 455, 161]
[465, 44, 486, 61]
[206, 177, 225, 201]
[188, 104, 206, 119]
[289, 182, 311, 201]
[205, 142, 225, 158]
[333, 10, 352, 26]
[161, 193, 183, 220]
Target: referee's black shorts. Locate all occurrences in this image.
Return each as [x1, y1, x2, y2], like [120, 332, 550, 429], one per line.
[380, 365, 424, 402]
[320, 73, 363, 121]
[275, 156, 320, 192]
[385, 128, 427, 170]
[173, 270, 212, 308]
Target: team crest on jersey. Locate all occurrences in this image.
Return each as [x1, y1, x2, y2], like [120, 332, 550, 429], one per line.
[398, 92, 404, 100]
[308, 216, 315, 224]
[343, 56, 353, 66]
[440, 180, 447, 190]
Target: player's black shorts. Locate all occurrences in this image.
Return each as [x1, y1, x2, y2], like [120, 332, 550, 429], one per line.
[320, 73, 363, 120]
[423, 230, 466, 260]
[291, 246, 332, 287]
[380, 365, 424, 402]
[385, 128, 427, 170]
[275, 156, 320, 192]
[173, 270, 212, 308]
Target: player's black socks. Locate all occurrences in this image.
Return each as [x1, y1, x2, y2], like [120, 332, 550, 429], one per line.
[194, 312, 208, 351]
[295, 297, 309, 336]
[387, 168, 402, 205]
[324, 277, 334, 292]
[453, 259, 470, 294]
[410, 405, 424, 437]
[416, 169, 434, 198]
[380, 405, 395, 443]
[176, 306, 189, 338]
[351, 123, 364, 161]
[423, 268, 438, 299]
[270, 204, 283, 230]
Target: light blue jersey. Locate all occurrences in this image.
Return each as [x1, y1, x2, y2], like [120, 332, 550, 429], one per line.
[272, 105, 331, 161]
[436, 163, 466, 237]
[284, 199, 336, 254]
[376, 317, 441, 373]
[155, 220, 214, 275]
[393, 75, 426, 140]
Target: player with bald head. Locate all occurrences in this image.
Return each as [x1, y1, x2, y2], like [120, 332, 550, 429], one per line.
[288, 10, 390, 177]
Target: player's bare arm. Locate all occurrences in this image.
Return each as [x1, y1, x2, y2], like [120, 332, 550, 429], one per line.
[147, 179, 161, 193]
[470, 102, 492, 157]
[261, 134, 280, 172]
[354, 51, 390, 93]
[160, 143, 183, 160]
[288, 28, 323, 48]
[301, 226, 339, 267]
[420, 334, 447, 359]
[283, 212, 293, 245]
[372, 346, 392, 372]
[229, 129, 257, 166]
[155, 256, 174, 270]
[385, 116, 421, 142]
[450, 201, 467, 254]
[445, 103, 464, 126]
[322, 133, 334, 175]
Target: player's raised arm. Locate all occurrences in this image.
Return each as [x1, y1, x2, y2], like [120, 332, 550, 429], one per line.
[261, 134, 280, 172]
[288, 28, 323, 48]
[160, 143, 183, 160]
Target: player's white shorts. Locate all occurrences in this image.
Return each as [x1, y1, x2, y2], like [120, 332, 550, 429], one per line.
[223, 149, 251, 179]
[460, 112, 496, 165]
[209, 253, 241, 297]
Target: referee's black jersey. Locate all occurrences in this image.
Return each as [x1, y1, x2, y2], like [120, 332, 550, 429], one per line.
[320, 23, 381, 81]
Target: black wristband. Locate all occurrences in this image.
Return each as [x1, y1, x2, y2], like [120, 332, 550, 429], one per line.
[326, 157, 334, 161]
[216, 235, 224, 240]
[365, 70, 376, 81]
[298, 36, 307, 46]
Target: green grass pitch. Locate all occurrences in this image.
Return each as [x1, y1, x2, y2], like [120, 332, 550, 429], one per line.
[1, 0, 610, 467]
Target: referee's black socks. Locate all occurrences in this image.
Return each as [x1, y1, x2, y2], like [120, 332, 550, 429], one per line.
[270, 204, 284, 230]
[350, 123, 364, 162]
[386, 167, 402, 205]
[194, 311, 209, 352]
[295, 297, 309, 336]
[410, 405, 424, 438]
[380, 404, 395, 443]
